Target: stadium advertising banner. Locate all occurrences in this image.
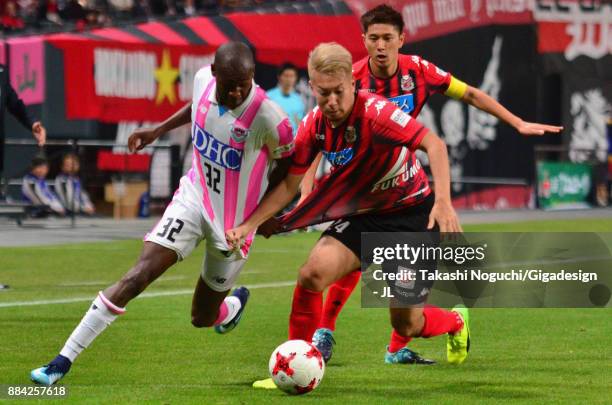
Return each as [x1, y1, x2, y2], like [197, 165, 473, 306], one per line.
[46, 38, 217, 122]
[7, 36, 46, 106]
[536, 1, 611, 167]
[406, 25, 539, 209]
[537, 161, 592, 209]
[45, 2, 365, 123]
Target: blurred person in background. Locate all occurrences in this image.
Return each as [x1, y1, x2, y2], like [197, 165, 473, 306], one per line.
[55, 153, 95, 215]
[2, 0, 25, 32]
[266, 63, 305, 133]
[36, 0, 62, 25]
[0, 63, 46, 197]
[22, 156, 65, 216]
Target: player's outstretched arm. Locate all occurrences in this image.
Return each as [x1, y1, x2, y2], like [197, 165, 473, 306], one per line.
[226, 173, 302, 248]
[461, 86, 563, 136]
[128, 103, 192, 152]
[418, 131, 462, 233]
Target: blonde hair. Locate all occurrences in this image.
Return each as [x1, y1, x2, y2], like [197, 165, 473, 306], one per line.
[307, 42, 353, 79]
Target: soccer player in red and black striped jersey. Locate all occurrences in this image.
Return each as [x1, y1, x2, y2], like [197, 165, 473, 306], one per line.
[227, 43, 468, 389]
[299, 4, 563, 366]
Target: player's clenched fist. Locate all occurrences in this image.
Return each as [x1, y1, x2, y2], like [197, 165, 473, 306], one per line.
[128, 128, 160, 152]
[226, 226, 249, 250]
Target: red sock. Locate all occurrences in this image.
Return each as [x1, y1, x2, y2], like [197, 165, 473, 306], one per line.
[388, 329, 412, 353]
[288, 283, 323, 341]
[318, 270, 360, 331]
[420, 305, 464, 338]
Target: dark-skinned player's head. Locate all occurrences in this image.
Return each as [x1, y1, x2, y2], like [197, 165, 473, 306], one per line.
[360, 5, 405, 77]
[308, 42, 355, 127]
[211, 42, 255, 110]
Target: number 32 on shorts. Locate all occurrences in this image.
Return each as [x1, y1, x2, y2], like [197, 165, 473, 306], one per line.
[157, 217, 185, 242]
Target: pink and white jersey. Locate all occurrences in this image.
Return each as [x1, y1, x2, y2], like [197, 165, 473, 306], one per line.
[186, 66, 294, 256]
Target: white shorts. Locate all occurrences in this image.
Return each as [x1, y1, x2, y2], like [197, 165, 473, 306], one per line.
[145, 177, 247, 292]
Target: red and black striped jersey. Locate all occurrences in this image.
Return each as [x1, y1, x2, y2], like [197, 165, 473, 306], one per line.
[281, 91, 431, 230]
[352, 54, 452, 116]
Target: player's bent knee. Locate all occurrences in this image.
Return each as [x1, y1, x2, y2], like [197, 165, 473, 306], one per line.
[298, 264, 327, 291]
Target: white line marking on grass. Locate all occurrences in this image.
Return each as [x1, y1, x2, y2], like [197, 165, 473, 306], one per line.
[0, 280, 296, 309]
[59, 281, 108, 287]
[58, 275, 186, 287]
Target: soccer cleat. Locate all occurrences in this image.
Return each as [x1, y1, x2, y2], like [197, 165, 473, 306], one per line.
[214, 286, 250, 334]
[384, 347, 436, 365]
[252, 377, 277, 389]
[447, 305, 470, 365]
[30, 355, 72, 386]
[311, 328, 335, 363]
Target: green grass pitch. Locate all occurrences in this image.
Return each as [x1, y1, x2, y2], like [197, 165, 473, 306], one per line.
[1, 218, 611, 404]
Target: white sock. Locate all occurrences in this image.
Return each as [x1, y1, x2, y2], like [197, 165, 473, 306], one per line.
[219, 296, 241, 325]
[59, 292, 125, 363]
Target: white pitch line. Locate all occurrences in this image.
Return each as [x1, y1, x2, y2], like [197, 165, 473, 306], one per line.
[58, 281, 109, 287]
[0, 280, 296, 309]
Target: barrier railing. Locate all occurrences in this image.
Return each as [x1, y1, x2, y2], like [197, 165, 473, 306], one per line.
[2, 139, 182, 227]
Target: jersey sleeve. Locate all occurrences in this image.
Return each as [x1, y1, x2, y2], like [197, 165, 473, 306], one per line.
[262, 100, 295, 160]
[371, 100, 428, 151]
[417, 56, 452, 96]
[288, 112, 319, 175]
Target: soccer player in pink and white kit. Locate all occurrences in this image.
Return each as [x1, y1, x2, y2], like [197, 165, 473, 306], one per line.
[30, 42, 294, 385]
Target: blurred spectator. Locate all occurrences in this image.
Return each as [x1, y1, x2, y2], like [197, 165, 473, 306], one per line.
[22, 156, 66, 216]
[37, 0, 62, 25]
[107, 0, 133, 19]
[149, 0, 174, 16]
[21, 0, 42, 27]
[266, 62, 305, 132]
[184, 0, 194, 15]
[0, 63, 46, 195]
[2, 0, 25, 32]
[129, 0, 150, 19]
[60, 0, 86, 22]
[55, 153, 95, 215]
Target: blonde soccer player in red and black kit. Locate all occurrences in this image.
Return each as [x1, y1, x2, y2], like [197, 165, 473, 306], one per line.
[294, 5, 563, 366]
[227, 42, 466, 389]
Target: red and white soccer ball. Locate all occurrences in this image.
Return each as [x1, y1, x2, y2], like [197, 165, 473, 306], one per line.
[268, 339, 325, 395]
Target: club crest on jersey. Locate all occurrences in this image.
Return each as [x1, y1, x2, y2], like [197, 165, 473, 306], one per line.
[230, 123, 250, 143]
[315, 133, 325, 141]
[344, 126, 357, 143]
[401, 75, 415, 92]
[322, 147, 354, 167]
[192, 124, 243, 171]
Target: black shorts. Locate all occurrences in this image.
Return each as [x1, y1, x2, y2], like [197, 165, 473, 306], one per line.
[322, 194, 438, 305]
